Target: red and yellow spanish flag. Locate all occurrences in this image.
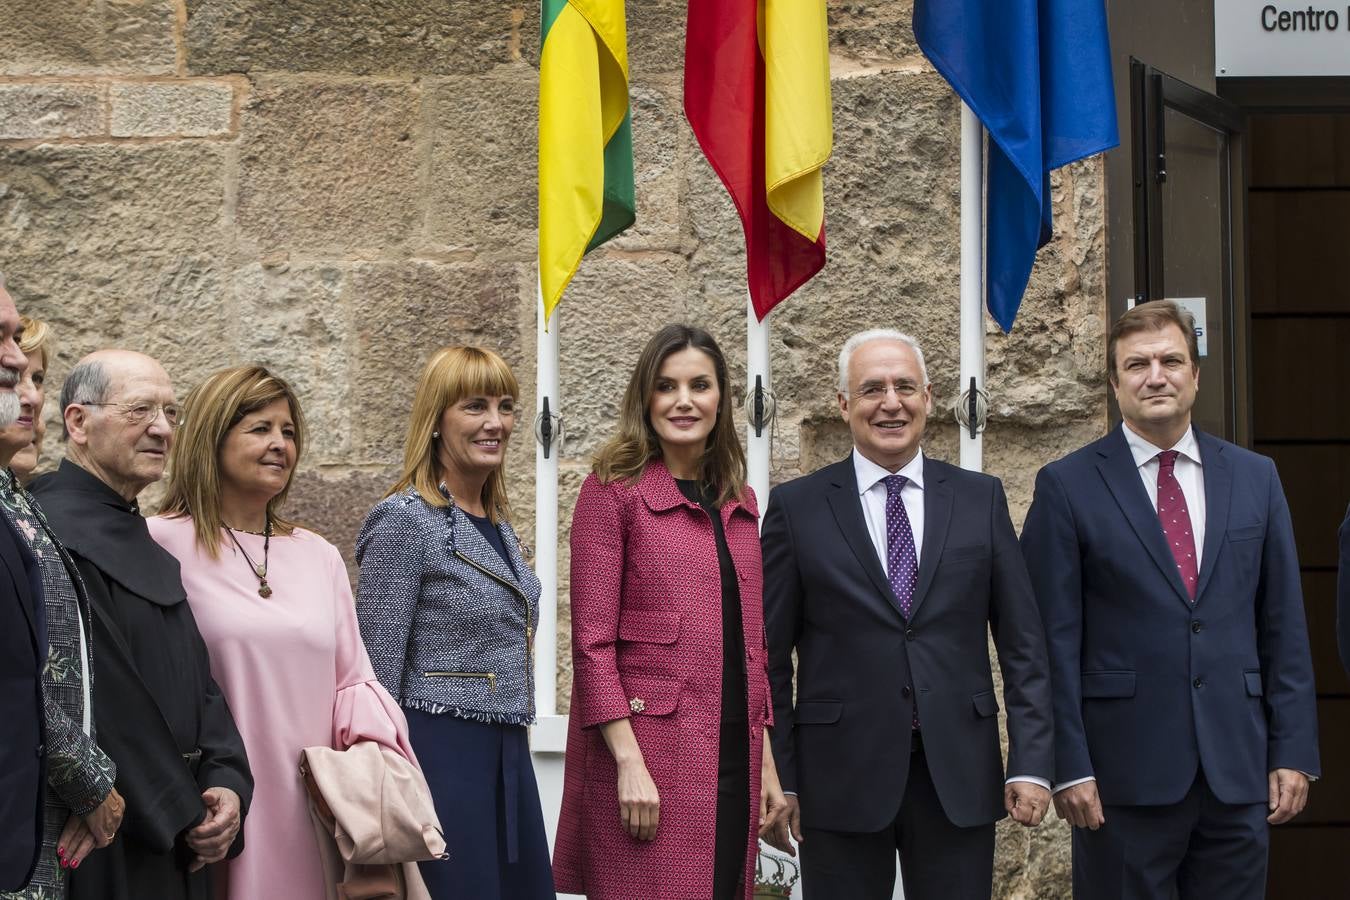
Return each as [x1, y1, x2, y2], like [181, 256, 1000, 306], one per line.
[538, 0, 636, 324]
[685, 0, 832, 320]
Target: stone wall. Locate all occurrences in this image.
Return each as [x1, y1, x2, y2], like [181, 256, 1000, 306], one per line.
[0, 2, 1109, 895]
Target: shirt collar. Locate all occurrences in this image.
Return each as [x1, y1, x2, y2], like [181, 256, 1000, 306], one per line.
[1121, 422, 1202, 470]
[852, 447, 925, 496]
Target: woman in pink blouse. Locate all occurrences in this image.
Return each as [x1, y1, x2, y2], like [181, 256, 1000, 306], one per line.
[149, 365, 416, 900]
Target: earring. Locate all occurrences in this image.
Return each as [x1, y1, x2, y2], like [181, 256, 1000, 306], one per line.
[432, 431, 440, 439]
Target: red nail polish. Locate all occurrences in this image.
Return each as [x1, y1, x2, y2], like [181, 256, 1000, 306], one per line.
[57, 847, 65, 857]
[72, 858, 81, 869]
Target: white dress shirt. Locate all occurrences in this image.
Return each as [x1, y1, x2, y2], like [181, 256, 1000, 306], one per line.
[854, 447, 925, 572]
[850, 448, 1048, 793]
[1054, 423, 1206, 795]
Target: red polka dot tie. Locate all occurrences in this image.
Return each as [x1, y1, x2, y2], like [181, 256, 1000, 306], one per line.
[1156, 450, 1198, 601]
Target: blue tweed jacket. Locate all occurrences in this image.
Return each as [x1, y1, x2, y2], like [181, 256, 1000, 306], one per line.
[355, 487, 541, 726]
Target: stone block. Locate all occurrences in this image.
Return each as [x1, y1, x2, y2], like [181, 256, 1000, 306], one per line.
[829, 0, 922, 65]
[0, 83, 106, 140]
[555, 252, 691, 457]
[626, 1, 689, 77]
[0, 0, 177, 75]
[231, 263, 352, 463]
[236, 79, 421, 255]
[185, 0, 537, 76]
[425, 70, 537, 259]
[606, 79, 689, 255]
[120, 256, 233, 394]
[110, 81, 235, 138]
[0, 142, 228, 260]
[286, 469, 401, 582]
[347, 260, 527, 460]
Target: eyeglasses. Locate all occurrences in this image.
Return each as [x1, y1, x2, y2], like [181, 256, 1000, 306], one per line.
[81, 401, 181, 428]
[851, 382, 924, 403]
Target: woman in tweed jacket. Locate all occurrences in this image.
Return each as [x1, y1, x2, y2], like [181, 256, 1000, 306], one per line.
[355, 346, 554, 900]
[0, 318, 123, 900]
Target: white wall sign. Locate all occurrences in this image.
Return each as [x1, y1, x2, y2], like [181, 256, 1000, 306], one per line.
[1125, 297, 1208, 357]
[1216, 1, 1350, 77]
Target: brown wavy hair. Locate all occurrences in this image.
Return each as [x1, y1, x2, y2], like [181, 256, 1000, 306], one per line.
[592, 323, 746, 506]
[160, 365, 305, 558]
[387, 346, 520, 524]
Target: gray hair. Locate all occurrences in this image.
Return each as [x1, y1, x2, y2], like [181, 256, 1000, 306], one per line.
[837, 329, 929, 393]
[60, 359, 113, 441]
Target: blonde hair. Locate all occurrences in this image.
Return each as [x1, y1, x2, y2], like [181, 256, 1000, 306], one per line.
[592, 323, 746, 507]
[18, 316, 55, 369]
[160, 365, 306, 557]
[388, 346, 520, 523]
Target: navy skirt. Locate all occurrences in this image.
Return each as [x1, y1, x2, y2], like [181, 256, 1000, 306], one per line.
[405, 709, 556, 900]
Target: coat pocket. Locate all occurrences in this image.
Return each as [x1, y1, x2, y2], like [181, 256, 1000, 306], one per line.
[972, 689, 1000, 718]
[795, 699, 843, 725]
[618, 673, 682, 717]
[1081, 671, 1136, 699]
[618, 608, 681, 645]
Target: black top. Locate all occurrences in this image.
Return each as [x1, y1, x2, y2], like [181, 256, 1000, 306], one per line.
[676, 479, 747, 725]
[462, 509, 517, 578]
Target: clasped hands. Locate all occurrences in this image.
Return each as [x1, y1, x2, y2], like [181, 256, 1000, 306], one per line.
[57, 786, 125, 869]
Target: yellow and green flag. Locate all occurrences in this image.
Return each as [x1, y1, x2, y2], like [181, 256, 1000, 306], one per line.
[538, 0, 635, 323]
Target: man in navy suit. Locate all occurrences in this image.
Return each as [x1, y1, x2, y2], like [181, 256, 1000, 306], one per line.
[762, 329, 1054, 900]
[1022, 301, 1320, 899]
[1338, 503, 1349, 678]
[0, 276, 44, 891]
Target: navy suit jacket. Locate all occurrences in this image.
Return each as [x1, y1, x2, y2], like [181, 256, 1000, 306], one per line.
[762, 455, 1053, 831]
[1021, 427, 1320, 807]
[1338, 502, 1350, 679]
[0, 509, 45, 891]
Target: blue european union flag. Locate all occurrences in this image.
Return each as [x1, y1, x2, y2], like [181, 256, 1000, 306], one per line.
[914, 0, 1119, 332]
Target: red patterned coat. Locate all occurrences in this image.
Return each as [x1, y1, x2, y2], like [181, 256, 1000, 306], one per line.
[553, 460, 773, 899]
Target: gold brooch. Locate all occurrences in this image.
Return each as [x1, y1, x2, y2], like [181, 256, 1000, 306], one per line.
[629, 697, 646, 713]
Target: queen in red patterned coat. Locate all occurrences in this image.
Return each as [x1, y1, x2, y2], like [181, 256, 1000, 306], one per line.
[553, 324, 791, 900]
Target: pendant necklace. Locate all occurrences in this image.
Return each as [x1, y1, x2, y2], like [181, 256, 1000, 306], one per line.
[225, 520, 273, 598]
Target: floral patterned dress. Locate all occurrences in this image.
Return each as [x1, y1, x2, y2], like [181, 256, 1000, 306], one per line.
[0, 471, 116, 900]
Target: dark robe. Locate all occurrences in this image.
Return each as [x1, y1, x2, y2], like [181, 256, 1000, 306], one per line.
[33, 460, 252, 900]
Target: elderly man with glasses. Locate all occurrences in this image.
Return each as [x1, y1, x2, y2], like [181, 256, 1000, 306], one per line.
[32, 350, 252, 900]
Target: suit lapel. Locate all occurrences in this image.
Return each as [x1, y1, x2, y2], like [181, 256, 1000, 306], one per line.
[1095, 428, 1194, 608]
[823, 461, 898, 614]
[907, 462, 952, 621]
[1193, 430, 1230, 603]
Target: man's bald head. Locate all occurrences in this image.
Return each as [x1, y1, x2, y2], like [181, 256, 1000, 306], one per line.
[62, 349, 177, 501]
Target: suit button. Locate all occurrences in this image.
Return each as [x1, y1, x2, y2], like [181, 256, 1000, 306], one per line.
[1191, 620, 1203, 633]
[901, 685, 912, 699]
[905, 628, 916, 641]
[1193, 677, 1205, 689]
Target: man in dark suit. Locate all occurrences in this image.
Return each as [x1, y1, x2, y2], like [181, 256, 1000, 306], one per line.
[1022, 301, 1320, 899]
[0, 276, 45, 891]
[1338, 503, 1350, 678]
[761, 329, 1054, 900]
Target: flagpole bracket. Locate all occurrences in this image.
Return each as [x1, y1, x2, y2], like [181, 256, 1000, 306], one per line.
[745, 376, 777, 438]
[535, 397, 564, 460]
[954, 377, 988, 439]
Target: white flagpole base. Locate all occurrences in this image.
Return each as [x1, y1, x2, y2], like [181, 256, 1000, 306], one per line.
[746, 295, 772, 526]
[534, 287, 560, 719]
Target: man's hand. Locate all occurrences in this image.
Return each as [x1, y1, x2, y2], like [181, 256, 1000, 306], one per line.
[1005, 781, 1051, 827]
[1267, 769, 1309, 825]
[186, 786, 241, 872]
[1053, 780, 1106, 830]
[764, 794, 803, 855]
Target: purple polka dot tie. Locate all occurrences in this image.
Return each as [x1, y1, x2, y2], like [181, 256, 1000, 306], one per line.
[1156, 451, 1198, 602]
[885, 476, 921, 729]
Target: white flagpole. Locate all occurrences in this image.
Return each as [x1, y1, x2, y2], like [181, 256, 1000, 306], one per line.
[534, 286, 560, 719]
[958, 101, 986, 474]
[746, 294, 772, 523]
